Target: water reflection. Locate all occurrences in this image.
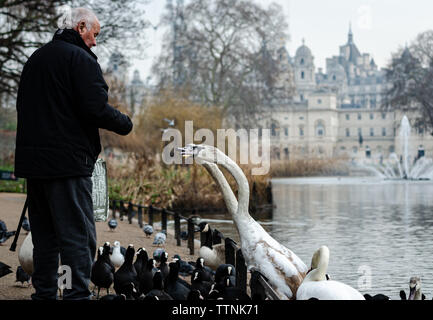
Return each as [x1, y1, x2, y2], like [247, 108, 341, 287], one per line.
[200, 177, 433, 299]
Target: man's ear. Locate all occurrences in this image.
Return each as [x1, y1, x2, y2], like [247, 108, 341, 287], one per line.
[77, 21, 87, 35]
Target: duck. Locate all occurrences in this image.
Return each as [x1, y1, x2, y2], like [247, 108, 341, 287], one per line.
[110, 241, 125, 268]
[153, 230, 167, 246]
[173, 254, 194, 277]
[15, 266, 31, 287]
[400, 276, 425, 300]
[179, 144, 308, 299]
[164, 261, 190, 300]
[0, 261, 12, 278]
[133, 248, 148, 279]
[219, 275, 251, 300]
[18, 232, 33, 276]
[193, 257, 214, 283]
[190, 268, 213, 299]
[215, 264, 236, 288]
[113, 244, 139, 296]
[198, 222, 225, 270]
[143, 224, 154, 238]
[139, 258, 157, 295]
[91, 243, 115, 299]
[108, 218, 117, 231]
[158, 251, 169, 284]
[145, 271, 173, 300]
[296, 246, 365, 300]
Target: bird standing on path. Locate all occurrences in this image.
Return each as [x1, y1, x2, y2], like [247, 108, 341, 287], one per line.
[110, 241, 125, 268]
[143, 224, 153, 238]
[0, 220, 16, 245]
[108, 218, 117, 231]
[153, 230, 166, 246]
[16, 266, 31, 287]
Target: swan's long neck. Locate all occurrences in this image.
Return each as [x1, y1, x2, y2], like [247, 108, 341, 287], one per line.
[215, 153, 250, 216]
[202, 162, 238, 215]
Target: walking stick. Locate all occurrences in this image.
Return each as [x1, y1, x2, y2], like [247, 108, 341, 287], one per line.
[9, 196, 28, 252]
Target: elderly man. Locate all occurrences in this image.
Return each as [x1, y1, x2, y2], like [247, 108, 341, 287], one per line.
[14, 8, 133, 300]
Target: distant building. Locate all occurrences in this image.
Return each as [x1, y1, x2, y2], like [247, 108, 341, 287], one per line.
[259, 26, 433, 161]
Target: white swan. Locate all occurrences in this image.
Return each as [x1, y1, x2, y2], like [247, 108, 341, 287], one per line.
[296, 246, 365, 300]
[180, 144, 307, 299]
[19, 232, 34, 276]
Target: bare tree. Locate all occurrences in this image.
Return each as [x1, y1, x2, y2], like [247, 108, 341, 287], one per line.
[0, 0, 149, 103]
[152, 0, 294, 126]
[384, 30, 433, 132]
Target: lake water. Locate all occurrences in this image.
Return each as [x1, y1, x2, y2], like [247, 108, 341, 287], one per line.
[199, 176, 433, 299]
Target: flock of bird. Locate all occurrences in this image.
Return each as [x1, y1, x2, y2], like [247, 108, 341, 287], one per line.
[0, 143, 431, 300]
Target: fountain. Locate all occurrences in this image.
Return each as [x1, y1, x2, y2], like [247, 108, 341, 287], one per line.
[357, 116, 433, 180]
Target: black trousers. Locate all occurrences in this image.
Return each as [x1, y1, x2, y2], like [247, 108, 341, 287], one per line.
[27, 176, 96, 300]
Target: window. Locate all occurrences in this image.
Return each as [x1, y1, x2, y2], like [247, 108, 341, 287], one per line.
[258, 127, 262, 137]
[317, 99, 322, 104]
[370, 113, 374, 120]
[299, 127, 304, 137]
[370, 128, 374, 136]
[381, 113, 386, 119]
[346, 114, 350, 120]
[389, 145, 395, 153]
[346, 128, 350, 137]
[358, 128, 362, 136]
[271, 123, 277, 136]
[382, 128, 386, 136]
[353, 146, 358, 154]
[332, 75, 336, 81]
[418, 127, 424, 135]
[358, 113, 362, 120]
[301, 71, 305, 79]
[316, 121, 325, 137]
[300, 94, 304, 101]
[284, 148, 289, 159]
[300, 58, 304, 65]
[284, 127, 289, 136]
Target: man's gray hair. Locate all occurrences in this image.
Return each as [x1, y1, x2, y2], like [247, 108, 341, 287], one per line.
[58, 7, 98, 30]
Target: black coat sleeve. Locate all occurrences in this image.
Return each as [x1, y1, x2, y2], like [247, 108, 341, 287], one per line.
[71, 52, 133, 135]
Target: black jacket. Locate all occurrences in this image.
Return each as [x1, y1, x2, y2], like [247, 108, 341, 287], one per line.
[14, 29, 133, 179]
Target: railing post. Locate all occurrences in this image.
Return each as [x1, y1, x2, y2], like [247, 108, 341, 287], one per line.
[148, 205, 154, 226]
[119, 200, 124, 221]
[127, 202, 133, 224]
[188, 217, 195, 255]
[225, 238, 236, 265]
[236, 248, 247, 292]
[137, 205, 143, 228]
[161, 208, 167, 233]
[111, 200, 117, 219]
[174, 212, 181, 247]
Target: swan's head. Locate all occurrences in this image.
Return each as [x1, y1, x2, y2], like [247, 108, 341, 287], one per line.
[178, 144, 225, 164]
[114, 241, 120, 247]
[305, 246, 330, 281]
[408, 276, 421, 300]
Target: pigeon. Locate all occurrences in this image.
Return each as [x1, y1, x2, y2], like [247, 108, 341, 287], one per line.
[0, 220, 15, 245]
[153, 230, 166, 246]
[22, 216, 31, 233]
[143, 224, 153, 238]
[110, 241, 125, 268]
[0, 261, 13, 278]
[113, 245, 139, 296]
[108, 218, 117, 231]
[153, 248, 165, 262]
[15, 266, 31, 287]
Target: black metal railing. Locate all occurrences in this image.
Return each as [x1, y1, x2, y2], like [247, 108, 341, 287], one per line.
[110, 199, 280, 300]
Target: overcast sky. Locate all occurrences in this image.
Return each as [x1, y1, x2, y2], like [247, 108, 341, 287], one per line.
[124, 0, 433, 82]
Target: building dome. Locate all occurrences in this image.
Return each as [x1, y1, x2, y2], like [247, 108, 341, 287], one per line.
[296, 44, 312, 58]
